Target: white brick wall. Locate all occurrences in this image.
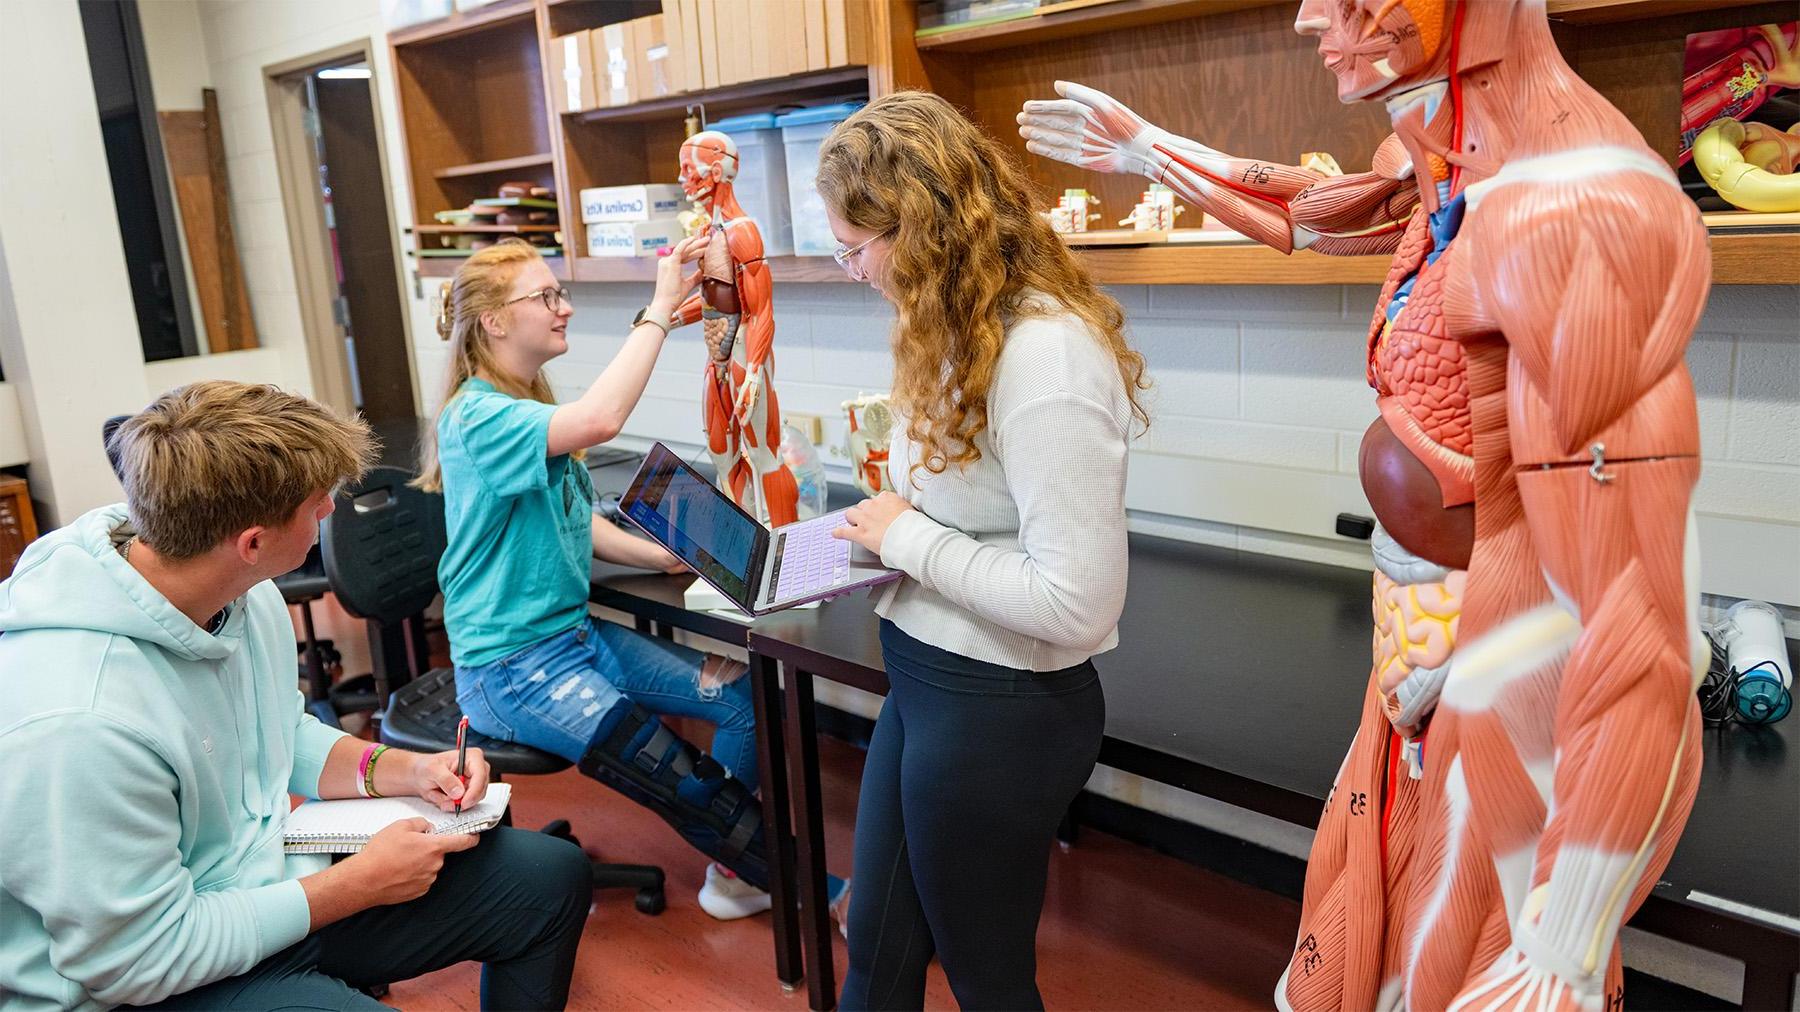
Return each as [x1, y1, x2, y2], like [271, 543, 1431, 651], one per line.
[490, 281, 1799, 603]
[187, 0, 429, 402]
[174, 0, 1791, 603]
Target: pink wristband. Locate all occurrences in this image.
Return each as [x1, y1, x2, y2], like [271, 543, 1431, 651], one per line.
[356, 743, 379, 798]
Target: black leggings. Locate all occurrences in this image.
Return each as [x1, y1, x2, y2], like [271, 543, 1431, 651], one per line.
[840, 621, 1105, 1011]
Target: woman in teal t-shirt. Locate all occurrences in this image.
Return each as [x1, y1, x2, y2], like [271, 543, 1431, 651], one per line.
[418, 238, 844, 923]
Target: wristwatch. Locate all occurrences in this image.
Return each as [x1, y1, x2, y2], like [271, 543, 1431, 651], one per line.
[632, 305, 670, 337]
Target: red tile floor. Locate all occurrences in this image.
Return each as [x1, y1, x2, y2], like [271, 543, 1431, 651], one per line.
[301, 597, 1301, 1010]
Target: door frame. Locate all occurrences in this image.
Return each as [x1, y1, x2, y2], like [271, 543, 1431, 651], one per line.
[264, 41, 419, 419]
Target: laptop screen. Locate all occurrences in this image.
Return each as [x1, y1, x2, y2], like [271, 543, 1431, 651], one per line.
[621, 444, 762, 605]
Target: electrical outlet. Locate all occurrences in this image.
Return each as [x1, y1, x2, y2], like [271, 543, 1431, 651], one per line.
[785, 412, 825, 446]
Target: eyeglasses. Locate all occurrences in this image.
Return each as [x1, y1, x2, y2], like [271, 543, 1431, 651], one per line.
[832, 231, 889, 274]
[503, 286, 572, 313]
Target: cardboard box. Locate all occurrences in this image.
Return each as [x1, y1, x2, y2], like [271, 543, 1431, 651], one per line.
[594, 22, 636, 106]
[696, 0, 719, 89]
[659, 0, 687, 93]
[580, 183, 688, 224]
[586, 218, 687, 258]
[634, 16, 674, 99]
[803, 0, 827, 71]
[548, 32, 596, 114]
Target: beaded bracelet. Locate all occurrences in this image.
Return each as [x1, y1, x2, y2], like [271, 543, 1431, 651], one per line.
[359, 744, 389, 799]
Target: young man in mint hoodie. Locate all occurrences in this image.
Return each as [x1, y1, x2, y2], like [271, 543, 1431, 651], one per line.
[0, 381, 591, 1011]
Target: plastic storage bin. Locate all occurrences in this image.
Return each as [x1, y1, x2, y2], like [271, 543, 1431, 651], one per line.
[710, 112, 793, 257]
[777, 103, 863, 257]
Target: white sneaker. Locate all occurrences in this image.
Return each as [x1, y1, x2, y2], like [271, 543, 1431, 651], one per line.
[829, 878, 851, 939]
[698, 862, 772, 920]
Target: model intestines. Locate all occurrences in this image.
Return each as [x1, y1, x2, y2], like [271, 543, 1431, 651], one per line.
[1019, 2, 1708, 1009]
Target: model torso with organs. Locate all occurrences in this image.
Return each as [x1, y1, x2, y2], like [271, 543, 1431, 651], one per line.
[1020, 3, 1709, 1009]
[1364, 198, 1474, 573]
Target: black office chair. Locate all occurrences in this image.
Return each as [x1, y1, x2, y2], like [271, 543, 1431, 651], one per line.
[103, 415, 340, 723]
[321, 466, 666, 913]
[319, 466, 444, 718]
[380, 669, 667, 913]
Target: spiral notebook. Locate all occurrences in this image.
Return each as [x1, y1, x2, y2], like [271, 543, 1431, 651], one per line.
[283, 784, 512, 855]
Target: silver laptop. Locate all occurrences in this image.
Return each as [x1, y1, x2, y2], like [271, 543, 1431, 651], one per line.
[619, 442, 901, 617]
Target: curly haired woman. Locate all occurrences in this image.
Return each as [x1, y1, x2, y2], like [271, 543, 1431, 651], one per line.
[820, 92, 1151, 1011]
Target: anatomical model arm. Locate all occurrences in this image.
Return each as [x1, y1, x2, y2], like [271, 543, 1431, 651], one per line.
[724, 218, 798, 527]
[1017, 80, 1420, 255]
[1426, 172, 1709, 1012]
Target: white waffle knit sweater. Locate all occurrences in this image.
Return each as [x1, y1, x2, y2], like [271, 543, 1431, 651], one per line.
[873, 305, 1132, 672]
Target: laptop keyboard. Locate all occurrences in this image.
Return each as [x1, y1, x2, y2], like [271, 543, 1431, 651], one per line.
[771, 511, 853, 600]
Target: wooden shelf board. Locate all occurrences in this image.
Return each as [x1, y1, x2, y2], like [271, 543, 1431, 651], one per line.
[417, 254, 568, 279]
[1092, 228, 1795, 284]
[411, 223, 561, 234]
[915, 0, 1286, 53]
[1544, 0, 1770, 24]
[1079, 243, 1393, 285]
[432, 152, 554, 179]
[570, 66, 869, 125]
[1708, 230, 1800, 285]
[389, 0, 535, 46]
[563, 231, 1795, 286]
[911, 0, 1773, 50]
[572, 255, 849, 284]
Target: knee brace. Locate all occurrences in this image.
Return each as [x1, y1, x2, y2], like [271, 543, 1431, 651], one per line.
[577, 700, 768, 891]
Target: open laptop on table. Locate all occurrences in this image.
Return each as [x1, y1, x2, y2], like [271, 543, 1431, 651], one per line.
[619, 442, 901, 617]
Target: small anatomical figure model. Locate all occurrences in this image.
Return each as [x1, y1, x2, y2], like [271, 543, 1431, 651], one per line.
[674, 130, 799, 525]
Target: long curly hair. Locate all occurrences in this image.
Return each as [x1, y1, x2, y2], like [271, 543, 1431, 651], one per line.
[815, 91, 1148, 477]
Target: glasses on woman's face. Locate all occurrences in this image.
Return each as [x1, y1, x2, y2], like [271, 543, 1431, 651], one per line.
[832, 231, 888, 276]
[503, 286, 572, 313]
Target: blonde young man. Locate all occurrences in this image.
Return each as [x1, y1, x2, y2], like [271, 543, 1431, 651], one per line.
[0, 382, 591, 1011]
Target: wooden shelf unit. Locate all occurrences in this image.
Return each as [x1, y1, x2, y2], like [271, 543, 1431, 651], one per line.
[1543, 0, 1774, 24]
[541, 0, 874, 263]
[1068, 229, 1798, 285]
[415, 253, 569, 279]
[431, 152, 555, 179]
[411, 223, 561, 234]
[561, 229, 1795, 287]
[571, 66, 871, 125]
[389, 0, 536, 46]
[391, 4, 559, 255]
[572, 253, 851, 284]
[387, 0, 1796, 286]
[914, 0, 1284, 53]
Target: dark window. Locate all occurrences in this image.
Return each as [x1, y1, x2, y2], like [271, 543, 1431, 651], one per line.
[78, 0, 198, 361]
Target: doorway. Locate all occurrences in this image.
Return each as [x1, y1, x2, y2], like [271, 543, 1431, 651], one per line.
[267, 48, 418, 427]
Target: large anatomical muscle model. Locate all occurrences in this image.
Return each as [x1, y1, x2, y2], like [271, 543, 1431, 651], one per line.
[675, 130, 800, 526]
[1019, 2, 1710, 1009]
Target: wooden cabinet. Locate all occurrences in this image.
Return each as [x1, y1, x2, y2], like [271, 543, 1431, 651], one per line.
[0, 476, 38, 580]
[389, 0, 1799, 286]
[391, 0, 566, 278]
